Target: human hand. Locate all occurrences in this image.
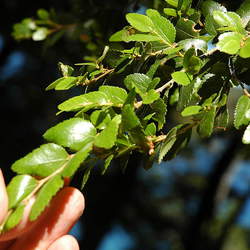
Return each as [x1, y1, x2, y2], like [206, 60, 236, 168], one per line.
[0, 169, 84, 250]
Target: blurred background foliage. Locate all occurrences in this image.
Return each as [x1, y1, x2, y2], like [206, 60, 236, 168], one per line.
[1, 0, 250, 249]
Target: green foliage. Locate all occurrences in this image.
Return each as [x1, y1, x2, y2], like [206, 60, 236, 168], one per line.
[4, 0, 250, 234]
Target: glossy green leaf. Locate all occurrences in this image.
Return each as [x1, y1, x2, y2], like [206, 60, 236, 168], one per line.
[29, 175, 64, 221]
[234, 95, 250, 129]
[215, 106, 229, 129]
[197, 106, 216, 138]
[124, 73, 152, 94]
[126, 34, 160, 42]
[164, 8, 178, 17]
[109, 29, 129, 42]
[4, 205, 25, 232]
[142, 89, 160, 104]
[145, 122, 157, 136]
[202, 0, 227, 17]
[58, 62, 74, 77]
[146, 9, 176, 44]
[217, 32, 243, 54]
[102, 155, 114, 175]
[94, 115, 121, 149]
[81, 167, 92, 189]
[181, 105, 202, 116]
[126, 13, 153, 32]
[62, 142, 92, 177]
[46, 77, 77, 91]
[242, 124, 250, 144]
[43, 118, 96, 151]
[150, 98, 167, 129]
[213, 11, 245, 34]
[7, 175, 38, 209]
[90, 110, 111, 129]
[172, 71, 193, 85]
[237, 0, 250, 27]
[12, 144, 69, 177]
[58, 91, 112, 112]
[122, 104, 141, 131]
[239, 38, 250, 58]
[159, 127, 177, 162]
[37, 9, 49, 20]
[99, 86, 127, 104]
[176, 18, 199, 40]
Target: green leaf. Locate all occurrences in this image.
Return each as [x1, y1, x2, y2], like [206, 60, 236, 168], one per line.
[81, 166, 92, 189]
[4, 205, 25, 232]
[124, 73, 152, 94]
[146, 9, 176, 44]
[171, 71, 193, 85]
[58, 62, 74, 77]
[62, 142, 92, 177]
[142, 89, 160, 104]
[99, 86, 128, 104]
[213, 11, 245, 34]
[181, 105, 202, 116]
[43, 118, 96, 151]
[109, 29, 129, 42]
[32, 27, 48, 41]
[176, 81, 195, 111]
[126, 34, 160, 42]
[94, 115, 121, 149]
[29, 175, 64, 221]
[145, 122, 157, 136]
[90, 110, 111, 129]
[58, 91, 112, 112]
[12, 144, 69, 177]
[46, 77, 77, 91]
[122, 104, 141, 131]
[37, 9, 49, 20]
[159, 126, 177, 162]
[242, 124, 250, 144]
[183, 48, 203, 74]
[126, 13, 153, 32]
[164, 8, 178, 17]
[102, 155, 114, 175]
[216, 32, 243, 55]
[150, 98, 167, 129]
[197, 106, 216, 138]
[7, 175, 38, 209]
[239, 38, 250, 58]
[234, 95, 250, 129]
[215, 106, 229, 129]
[176, 18, 199, 40]
[202, 0, 227, 17]
[237, 0, 250, 27]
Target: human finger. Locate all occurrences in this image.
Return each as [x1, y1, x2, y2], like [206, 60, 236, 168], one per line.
[47, 235, 79, 250]
[0, 169, 8, 225]
[9, 187, 84, 250]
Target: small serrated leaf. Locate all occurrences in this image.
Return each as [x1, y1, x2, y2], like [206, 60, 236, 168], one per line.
[4, 205, 25, 232]
[172, 71, 193, 86]
[7, 175, 38, 209]
[102, 155, 114, 175]
[99, 86, 128, 104]
[94, 115, 121, 149]
[146, 9, 176, 44]
[43, 118, 96, 151]
[126, 13, 153, 32]
[62, 143, 92, 178]
[181, 105, 202, 117]
[234, 95, 250, 129]
[11, 144, 69, 177]
[29, 175, 64, 221]
[159, 127, 177, 163]
[197, 106, 216, 138]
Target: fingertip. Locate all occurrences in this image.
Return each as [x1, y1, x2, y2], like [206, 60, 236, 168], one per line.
[47, 235, 79, 250]
[0, 169, 8, 225]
